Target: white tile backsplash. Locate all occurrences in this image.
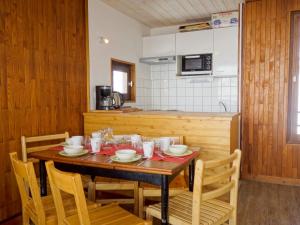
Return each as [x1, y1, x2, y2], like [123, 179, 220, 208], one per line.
[135, 63, 238, 112]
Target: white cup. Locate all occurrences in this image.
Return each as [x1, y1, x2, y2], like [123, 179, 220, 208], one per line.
[143, 141, 154, 158]
[91, 137, 101, 153]
[159, 137, 171, 152]
[67, 136, 83, 146]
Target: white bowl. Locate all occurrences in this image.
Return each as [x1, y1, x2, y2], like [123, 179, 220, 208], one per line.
[115, 149, 136, 160]
[169, 145, 188, 155]
[64, 145, 83, 154]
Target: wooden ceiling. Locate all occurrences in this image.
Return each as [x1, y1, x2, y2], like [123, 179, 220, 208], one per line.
[102, 0, 241, 28]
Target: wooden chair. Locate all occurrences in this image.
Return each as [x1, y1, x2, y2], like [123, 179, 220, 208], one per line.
[87, 134, 140, 215]
[9, 152, 96, 225]
[21, 132, 70, 163]
[146, 149, 241, 225]
[21, 132, 91, 194]
[45, 160, 151, 225]
[139, 136, 188, 218]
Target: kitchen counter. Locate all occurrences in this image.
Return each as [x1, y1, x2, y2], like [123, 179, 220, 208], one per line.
[88, 110, 238, 119]
[84, 110, 239, 159]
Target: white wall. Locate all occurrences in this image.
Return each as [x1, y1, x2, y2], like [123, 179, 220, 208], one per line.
[88, 0, 151, 110]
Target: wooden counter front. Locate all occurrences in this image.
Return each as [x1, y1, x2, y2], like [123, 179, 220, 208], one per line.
[83, 111, 239, 158]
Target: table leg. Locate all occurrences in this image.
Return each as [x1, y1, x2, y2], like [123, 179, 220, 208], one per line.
[39, 160, 47, 196]
[161, 175, 169, 225]
[189, 159, 195, 192]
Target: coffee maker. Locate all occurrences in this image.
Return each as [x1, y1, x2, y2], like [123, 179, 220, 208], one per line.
[95, 86, 114, 110]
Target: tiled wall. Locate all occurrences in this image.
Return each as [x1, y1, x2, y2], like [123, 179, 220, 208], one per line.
[149, 63, 238, 112]
[134, 64, 152, 110]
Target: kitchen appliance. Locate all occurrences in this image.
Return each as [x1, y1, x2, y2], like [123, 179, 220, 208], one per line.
[96, 86, 125, 110]
[177, 53, 213, 76]
[96, 86, 114, 110]
[139, 56, 176, 65]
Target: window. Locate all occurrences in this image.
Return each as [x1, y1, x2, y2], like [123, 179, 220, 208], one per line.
[288, 11, 300, 143]
[111, 59, 135, 102]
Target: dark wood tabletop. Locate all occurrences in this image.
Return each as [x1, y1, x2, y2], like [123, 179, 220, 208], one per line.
[29, 147, 200, 176]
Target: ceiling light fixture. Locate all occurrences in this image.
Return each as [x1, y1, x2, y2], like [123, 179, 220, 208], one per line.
[99, 36, 110, 44]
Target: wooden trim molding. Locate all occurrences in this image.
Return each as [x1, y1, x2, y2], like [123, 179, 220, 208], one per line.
[110, 58, 136, 102]
[242, 174, 300, 187]
[85, 0, 91, 112]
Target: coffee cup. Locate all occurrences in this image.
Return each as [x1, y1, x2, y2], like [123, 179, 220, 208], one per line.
[91, 137, 101, 153]
[143, 141, 154, 158]
[159, 137, 171, 152]
[66, 136, 83, 146]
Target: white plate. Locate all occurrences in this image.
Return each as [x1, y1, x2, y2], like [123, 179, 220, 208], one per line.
[58, 150, 89, 157]
[110, 154, 142, 163]
[164, 149, 193, 157]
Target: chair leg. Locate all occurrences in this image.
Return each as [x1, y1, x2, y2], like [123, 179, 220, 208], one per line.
[145, 211, 153, 221]
[229, 211, 237, 225]
[22, 211, 30, 225]
[133, 182, 139, 216]
[87, 180, 96, 201]
[138, 187, 144, 218]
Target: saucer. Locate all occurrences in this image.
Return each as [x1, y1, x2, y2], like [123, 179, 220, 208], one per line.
[110, 154, 142, 163]
[163, 149, 193, 157]
[58, 150, 89, 157]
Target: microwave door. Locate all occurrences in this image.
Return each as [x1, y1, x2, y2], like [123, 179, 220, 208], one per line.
[182, 55, 203, 72]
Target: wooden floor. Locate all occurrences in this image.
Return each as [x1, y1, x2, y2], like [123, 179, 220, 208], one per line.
[237, 180, 300, 225]
[2, 180, 300, 225]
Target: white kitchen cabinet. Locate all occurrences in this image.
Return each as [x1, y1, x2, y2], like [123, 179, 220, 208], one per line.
[142, 34, 175, 57]
[175, 30, 213, 55]
[213, 27, 238, 76]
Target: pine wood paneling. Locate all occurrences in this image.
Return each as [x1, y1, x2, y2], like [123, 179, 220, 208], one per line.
[0, 0, 87, 221]
[241, 0, 300, 184]
[84, 112, 239, 159]
[102, 0, 242, 28]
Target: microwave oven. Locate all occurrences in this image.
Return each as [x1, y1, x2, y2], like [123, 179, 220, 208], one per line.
[177, 54, 212, 76]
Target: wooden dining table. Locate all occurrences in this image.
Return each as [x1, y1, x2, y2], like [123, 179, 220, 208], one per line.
[30, 146, 200, 225]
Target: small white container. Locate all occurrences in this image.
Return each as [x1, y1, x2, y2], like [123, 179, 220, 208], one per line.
[91, 137, 101, 153]
[115, 149, 136, 160]
[143, 141, 154, 158]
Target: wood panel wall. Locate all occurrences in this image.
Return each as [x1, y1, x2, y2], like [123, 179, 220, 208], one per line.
[0, 0, 87, 221]
[242, 0, 300, 184]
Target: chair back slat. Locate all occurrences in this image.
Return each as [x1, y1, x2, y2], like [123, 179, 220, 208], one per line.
[21, 132, 69, 162]
[45, 160, 91, 225]
[202, 181, 235, 201]
[9, 152, 45, 222]
[203, 167, 236, 186]
[192, 149, 241, 225]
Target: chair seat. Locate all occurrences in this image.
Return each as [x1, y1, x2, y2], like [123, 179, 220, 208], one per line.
[26, 194, 97, 224]
[146, 191, 233, 225]
[64, 203, 146, 225]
